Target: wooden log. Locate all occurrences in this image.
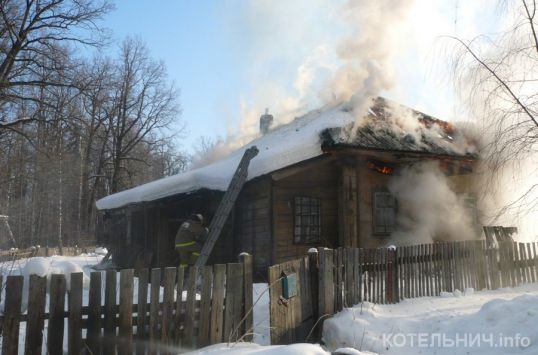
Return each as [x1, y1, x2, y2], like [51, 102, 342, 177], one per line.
[239, 254, 253, 341]
[87, 272, 102, 355]
[68, 272, 84, 355]
[149, 268, 161, 346]
[104, 269, 117, 355]
[47, 274, 66, 355]
[184, 266, 199, 348]
[118, 269, 134, 355]
[24, 275, 47, 355]
[210, 264, 226, 344]
[161, 267, 176, 345]
[224, 263, 244, 343]
[2, 276, 23, 355]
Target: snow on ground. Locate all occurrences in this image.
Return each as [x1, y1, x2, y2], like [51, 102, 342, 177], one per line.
[323, 283, 538, 354]
[253, 283, 271, 345]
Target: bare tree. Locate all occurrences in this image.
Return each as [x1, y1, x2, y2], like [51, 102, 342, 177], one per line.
[0, 0, 112, 128]
[450, 0, 538, 221]
[105, 37, 182, 193]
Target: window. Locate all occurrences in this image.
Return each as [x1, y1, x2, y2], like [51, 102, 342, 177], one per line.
[294, 196, 321, 244]
[373, 191, 396, 235]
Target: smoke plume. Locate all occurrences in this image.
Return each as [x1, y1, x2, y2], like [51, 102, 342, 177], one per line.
[388, 162, 478, 245]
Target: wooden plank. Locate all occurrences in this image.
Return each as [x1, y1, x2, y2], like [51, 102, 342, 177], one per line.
[527, 243, 535, 283]
[319, 248, 335, 315]
[24, 275, 47, 355]
[149, 268, 161, 345]
[532, 242, 538, 282]
[410, 245, 416, 297]
[520, 243, 529, 284]
[136, 269, 149, 342]
[224, 263, 244, 343]
[354, 248, 361, 304]
[184, 266, 199, 347]
[174, 266, 186, 344]
[239, 254, 253, 341]
[510, 241, 519, 287]
[402, 246, 408, 299]
[434, 243, 442, 295]
[104, 269, 117, 355]
[47, 274, 66, 355]
[118, 269, 134, 355]
[86, 272, 102, 355]
[68, 272, 84, 355]
[198, 266, 213, 347]
[268, 264, 283, 344]
[161, 267, 176, 345]
[2, 276, 23, 355]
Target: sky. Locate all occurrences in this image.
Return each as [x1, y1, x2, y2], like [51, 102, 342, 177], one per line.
[101, 0, 500, 153]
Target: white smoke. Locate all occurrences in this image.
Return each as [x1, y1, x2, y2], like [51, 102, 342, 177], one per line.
[388, 162, 478, 245]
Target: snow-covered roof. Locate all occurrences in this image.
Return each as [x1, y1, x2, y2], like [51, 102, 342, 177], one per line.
[96, 97, 476, 210]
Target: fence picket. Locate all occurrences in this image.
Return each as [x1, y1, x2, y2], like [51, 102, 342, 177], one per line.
[136, 269, 149, 346]
[184, 266, 199, 348]
[161, 267, 176, 345]
[118, 269, 134, 355]
[198, 266, 213, 347]
[224, 263, 244, 343]
[48, 274, 66, 355]
[526, 243, 536, 282]
[24, 275, 46, 355]
[210, 264, 226, 344]
[68, 272, 83, 355]
[2, 276, 23, 355]
[149, 268, 161, 348]
[87, 271, 102, 354]
[174, 266, 186, 344]
[104, 269, 117, 355]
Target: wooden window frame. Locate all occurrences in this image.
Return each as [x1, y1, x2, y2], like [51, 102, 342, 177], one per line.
[372, 190, 396, 236]
[293, 196, 321, 244]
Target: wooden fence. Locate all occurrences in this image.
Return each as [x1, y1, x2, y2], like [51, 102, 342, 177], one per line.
[0, 254, 253, 354]
[268, 240, 538, 344]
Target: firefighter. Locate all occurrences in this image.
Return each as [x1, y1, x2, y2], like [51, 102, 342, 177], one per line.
[175, 213, 208, 266]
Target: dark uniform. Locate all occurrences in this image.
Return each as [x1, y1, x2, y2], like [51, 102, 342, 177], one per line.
[175, 214, 208, 266]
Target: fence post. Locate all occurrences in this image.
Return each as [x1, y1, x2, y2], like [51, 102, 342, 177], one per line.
[2, 276, 23, 355]
[239, 253, 253, 342]
[48, 274, 66, 355]
[308, 248, 319, 339]
[318, 248, 335, 317]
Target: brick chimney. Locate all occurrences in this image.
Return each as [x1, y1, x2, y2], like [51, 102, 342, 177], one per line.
[259, 108, 273, 134]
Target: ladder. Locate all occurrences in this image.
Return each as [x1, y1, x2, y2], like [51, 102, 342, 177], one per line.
[194, 146, 259, 267]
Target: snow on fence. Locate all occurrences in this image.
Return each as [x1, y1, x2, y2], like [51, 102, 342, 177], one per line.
[0, 254, 253, 354]
[268, 241, 538, 345]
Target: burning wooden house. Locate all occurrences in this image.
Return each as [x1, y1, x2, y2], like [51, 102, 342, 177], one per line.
[96, 97, 479, 276]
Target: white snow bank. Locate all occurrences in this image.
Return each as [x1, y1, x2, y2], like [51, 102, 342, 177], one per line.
[322, 283, 538, 354]
[186, 343, 328, 355]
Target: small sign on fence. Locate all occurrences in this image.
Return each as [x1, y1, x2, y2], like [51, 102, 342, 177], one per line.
[281, 270, 298, 299]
